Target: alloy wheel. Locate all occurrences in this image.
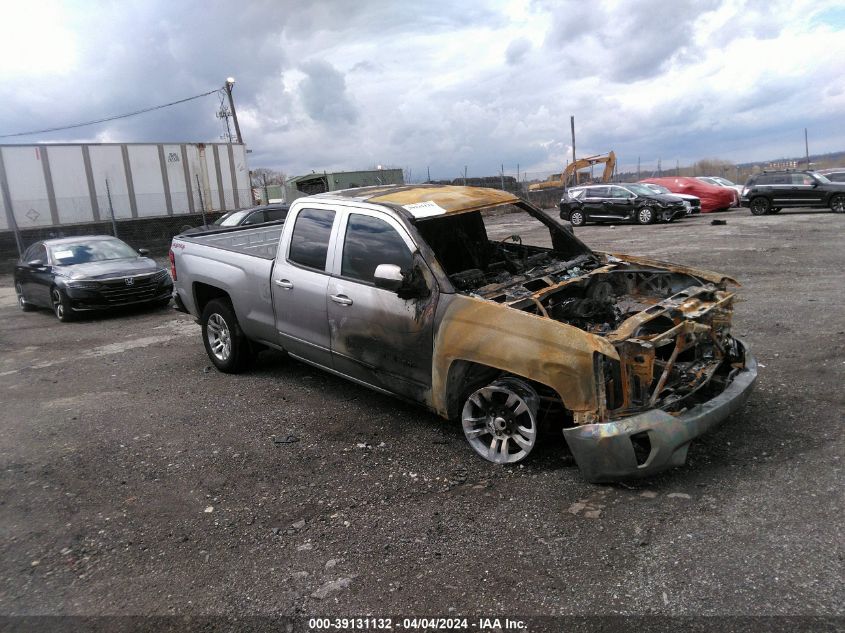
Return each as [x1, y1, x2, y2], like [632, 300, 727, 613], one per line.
[462, 378, 539, 464]
[206, 313, 232, 362]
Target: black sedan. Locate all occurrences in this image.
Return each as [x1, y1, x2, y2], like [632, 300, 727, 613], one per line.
[559, 183, 688, 226]
[14, 236, 173, 322]
[180, 203, 288, 234]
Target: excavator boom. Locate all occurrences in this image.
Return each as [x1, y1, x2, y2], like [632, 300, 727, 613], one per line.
[529, 151, 617, 191]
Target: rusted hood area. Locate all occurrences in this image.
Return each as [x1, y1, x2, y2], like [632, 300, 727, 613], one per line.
[598, 251, 739, 286]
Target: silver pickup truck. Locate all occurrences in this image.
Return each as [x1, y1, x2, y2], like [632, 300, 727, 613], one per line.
[170, 184, 757, 482]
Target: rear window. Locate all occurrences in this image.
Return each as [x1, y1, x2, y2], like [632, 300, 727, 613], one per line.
[288, 208, 336, 270]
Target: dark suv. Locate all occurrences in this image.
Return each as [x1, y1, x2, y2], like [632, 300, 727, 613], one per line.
[559, 183, 687, 226]
[741, 170, 845, 216]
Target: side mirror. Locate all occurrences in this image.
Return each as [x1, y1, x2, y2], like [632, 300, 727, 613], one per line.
[27, 260, 46, 268]
[137, 248, 150, 256]
[373, 264, 404, 292]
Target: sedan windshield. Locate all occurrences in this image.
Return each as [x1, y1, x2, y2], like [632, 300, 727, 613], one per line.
[647, 184, 671, 194]
[625, 184, 657, 196]
[214, 210, 251, 226]
[49, 240, 139, 265]
[813, 173, 831, 184]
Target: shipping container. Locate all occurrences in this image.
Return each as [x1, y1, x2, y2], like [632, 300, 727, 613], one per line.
[0, 142, 252, 233]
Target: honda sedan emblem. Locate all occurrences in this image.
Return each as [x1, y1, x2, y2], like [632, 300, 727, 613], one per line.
[124, 277, 134, 286]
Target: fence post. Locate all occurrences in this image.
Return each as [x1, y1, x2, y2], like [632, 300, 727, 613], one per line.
[196, 174, 208, 227]
[105, 178, 118, 238]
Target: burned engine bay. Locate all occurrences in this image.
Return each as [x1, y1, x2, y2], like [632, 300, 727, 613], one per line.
[448, 241, 744, 417]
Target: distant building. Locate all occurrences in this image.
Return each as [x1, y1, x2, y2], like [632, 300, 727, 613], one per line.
[283, 168, 404, 201]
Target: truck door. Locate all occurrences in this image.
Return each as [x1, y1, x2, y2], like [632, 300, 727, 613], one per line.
[271, 207, 338, 368]
[326, 209, 435, 402]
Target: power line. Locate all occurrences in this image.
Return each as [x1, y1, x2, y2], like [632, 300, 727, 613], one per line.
[0, 87, 223, 139]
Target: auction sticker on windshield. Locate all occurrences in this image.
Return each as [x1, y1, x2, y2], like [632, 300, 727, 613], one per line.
[403, 201, 448, 218]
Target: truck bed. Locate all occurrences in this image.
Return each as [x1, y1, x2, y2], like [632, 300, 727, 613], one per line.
[180, 223, 284, 259]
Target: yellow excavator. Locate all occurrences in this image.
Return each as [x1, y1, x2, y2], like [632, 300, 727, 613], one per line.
[529, 151, 617, 191]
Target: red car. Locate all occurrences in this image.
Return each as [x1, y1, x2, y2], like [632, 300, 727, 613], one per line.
[639, 177, 736, 213]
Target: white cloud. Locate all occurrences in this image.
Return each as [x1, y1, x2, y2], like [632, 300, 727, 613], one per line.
[1, 0, 843, 180]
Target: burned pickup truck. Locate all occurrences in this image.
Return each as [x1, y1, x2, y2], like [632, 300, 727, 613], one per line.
[170, 185, 757, 482]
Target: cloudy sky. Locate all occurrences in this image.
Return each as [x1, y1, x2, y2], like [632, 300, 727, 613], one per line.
[2, 0, 844, 180]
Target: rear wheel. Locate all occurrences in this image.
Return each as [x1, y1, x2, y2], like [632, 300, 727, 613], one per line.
[461, 377, 539, 464]
[636, 206, 655, 225]
[15, 282, 36, 312]
[749, 197, 770, 216]
[51, 287, 74, 322]
[201, 299, 250, 373]
[569, 210, 586, 226]
[830, 194, 845, 213]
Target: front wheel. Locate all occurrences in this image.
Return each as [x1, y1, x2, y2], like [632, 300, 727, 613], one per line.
[51, 287, 74, 322]
[15, 282, 36, 312]
[749, 197, 770, 216]
[568, 209, 586, 227]
[830, 194, 845, 214]
[461, 377, 539, 464]
[636, 206, 655, 225]
[201, 299, 250, 373]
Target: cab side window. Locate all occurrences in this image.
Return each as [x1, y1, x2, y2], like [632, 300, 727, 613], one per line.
[342, 214, 412, 284]
[288, 208, 336, 271]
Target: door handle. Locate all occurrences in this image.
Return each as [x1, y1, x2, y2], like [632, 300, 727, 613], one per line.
[330, 294, 353, 306]
[275, 279, 294, 289]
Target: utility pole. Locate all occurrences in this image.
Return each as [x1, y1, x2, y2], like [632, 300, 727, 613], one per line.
[216, 94, 233, 143]
[658, 158, 662, 176]
[570, 115, 576, 165]
[676, 159, 680, 176]
[427, 166, 431, 183]
[804, 128, 810, 169]
[224, 77, 243, 144]
[637, 156, 641, 180]
[463, 166, 467, 186]
[500, 164, 505, 190]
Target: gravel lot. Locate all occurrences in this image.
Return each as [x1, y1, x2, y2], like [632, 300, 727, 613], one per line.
[1, 208, 843, 623]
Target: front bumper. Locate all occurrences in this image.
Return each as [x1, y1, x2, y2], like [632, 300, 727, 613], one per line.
[563, 341, 757, 482]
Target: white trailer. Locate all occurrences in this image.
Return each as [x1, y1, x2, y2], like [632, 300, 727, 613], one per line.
[0, 142, 252, 236]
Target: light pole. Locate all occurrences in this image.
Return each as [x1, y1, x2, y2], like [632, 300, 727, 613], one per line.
[225, 77, 243, 144]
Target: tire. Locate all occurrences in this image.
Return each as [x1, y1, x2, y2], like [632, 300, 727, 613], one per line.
[749, 197, 770, 216]
[636, 206, 655, 225]
[201, 298, 251, 373]
[568, 210, 586, 227]
[15, 282, 36, 312]
[461, 377, 540, 464]
[51, 287, 74, 322]
[830, 194, 845, 214]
